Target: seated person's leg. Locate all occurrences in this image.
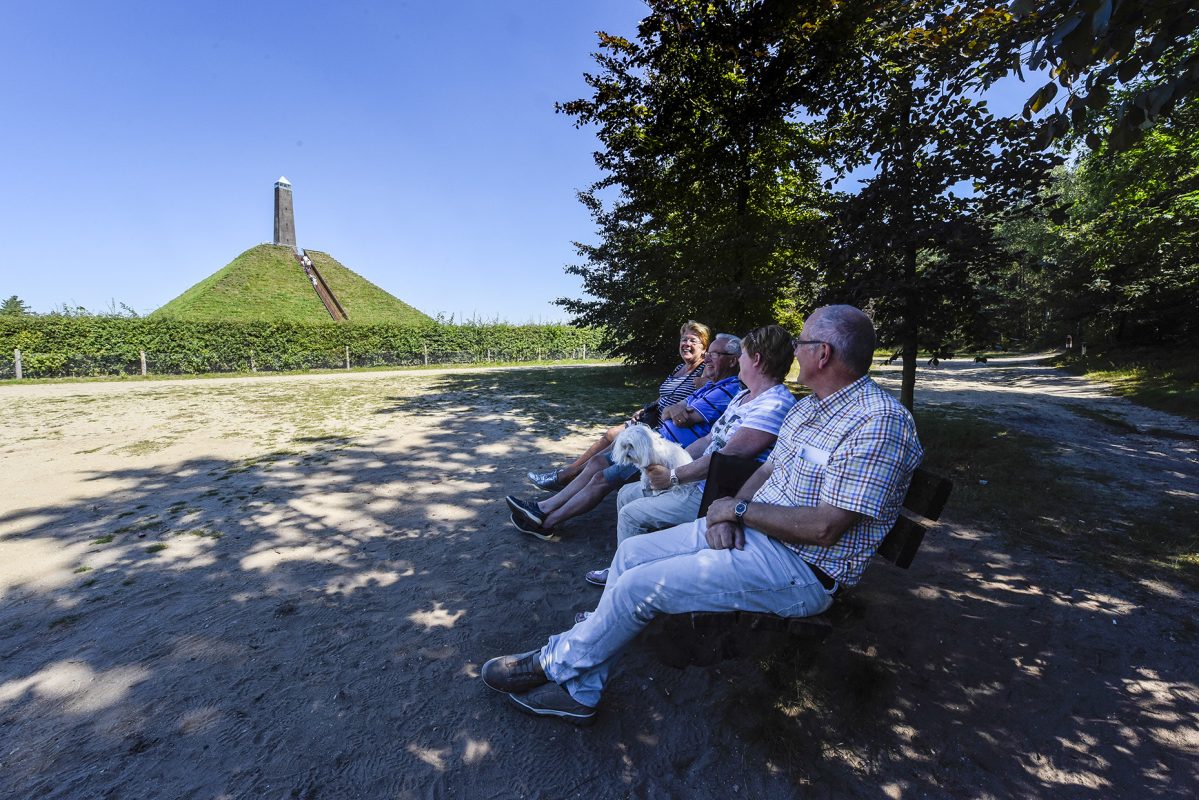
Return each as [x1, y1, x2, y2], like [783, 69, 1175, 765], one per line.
[542, 521, 832, 708]
[615, 483, 705, 543]
[557, 423, 625, 484]
[541, 458, 636, 529]
[615, 480, 648, 515]
[538, 448, 614, 516]
[540, 521, 705, 707]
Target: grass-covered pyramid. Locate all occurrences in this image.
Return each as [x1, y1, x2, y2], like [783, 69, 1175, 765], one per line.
[153, 244, 430, 325]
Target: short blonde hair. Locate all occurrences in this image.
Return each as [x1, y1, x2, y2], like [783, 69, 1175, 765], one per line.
[679, 320, 712, 350]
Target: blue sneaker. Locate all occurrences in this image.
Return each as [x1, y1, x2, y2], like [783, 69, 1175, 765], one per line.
[505, 495, 546, 527]
[509, 513, 555, 541]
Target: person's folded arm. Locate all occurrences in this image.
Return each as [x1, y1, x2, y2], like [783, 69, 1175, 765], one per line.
[707, 497, 861, 550]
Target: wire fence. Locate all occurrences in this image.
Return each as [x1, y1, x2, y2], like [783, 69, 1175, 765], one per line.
[0, 345, 606, 380]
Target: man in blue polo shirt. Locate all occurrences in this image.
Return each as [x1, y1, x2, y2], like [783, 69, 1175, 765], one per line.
[505, 334, 743, 538]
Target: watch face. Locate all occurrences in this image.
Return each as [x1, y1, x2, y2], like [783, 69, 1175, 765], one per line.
[735, 501, 747, 519]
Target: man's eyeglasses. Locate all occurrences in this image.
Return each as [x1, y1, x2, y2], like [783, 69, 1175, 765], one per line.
[792, 338, 829, 348]
[705, 349, 736, 358]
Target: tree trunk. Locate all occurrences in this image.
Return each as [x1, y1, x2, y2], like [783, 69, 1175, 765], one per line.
[897, 77, 918, 412]
[900, 243, 919, 411]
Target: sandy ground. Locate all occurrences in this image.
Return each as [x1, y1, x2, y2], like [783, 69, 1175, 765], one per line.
[1, 358, 1196, 799]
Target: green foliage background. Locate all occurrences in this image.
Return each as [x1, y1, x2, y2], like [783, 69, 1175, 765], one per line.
[0, 317, 605, 377]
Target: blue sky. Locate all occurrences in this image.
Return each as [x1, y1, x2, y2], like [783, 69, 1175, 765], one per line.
[1, 2, 1042, 322]
[1, 1, 648, 321]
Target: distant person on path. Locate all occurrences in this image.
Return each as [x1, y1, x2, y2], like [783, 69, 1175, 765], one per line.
[525, 321, 711, 491]
[481, 305, 924, 726]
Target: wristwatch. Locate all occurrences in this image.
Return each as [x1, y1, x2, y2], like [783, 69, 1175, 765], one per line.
[734, 500, 748, 524]
[669, 468, 680, 488]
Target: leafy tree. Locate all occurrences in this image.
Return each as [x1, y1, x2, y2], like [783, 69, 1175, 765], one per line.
[1, 296, 30, 316]
[999, 100, 1199, 346]
[556, 0, 827, 367]
[1012, 1, 1199, 150]
[778, 0, 1058, 407]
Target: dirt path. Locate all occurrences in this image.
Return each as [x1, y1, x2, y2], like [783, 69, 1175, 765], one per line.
[875, 353, 1199, 506]
[0, 360, 1195, 798]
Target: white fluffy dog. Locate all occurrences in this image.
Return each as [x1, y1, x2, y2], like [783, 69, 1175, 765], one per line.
[611, 423, 693, 494]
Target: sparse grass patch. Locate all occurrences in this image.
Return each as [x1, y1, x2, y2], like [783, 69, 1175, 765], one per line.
[145, 543, 168, 553]
[114, 517, 163, 535]
[1056, 347, 1199, 420]
[1067, 404, 1141, 433]
[916, 407, 1199, 586]
[91, 535, 115, 544]
[178, 528, 222, 539]
[73, 565, 91, 573]
[115, 438, 175, 456]
[49, 614, 82, 630]
[385, 365, 648, 439]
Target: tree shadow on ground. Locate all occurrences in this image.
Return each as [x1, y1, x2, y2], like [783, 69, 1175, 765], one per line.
[1, 367, 1196, 798]
[725, 523, 1198, 797]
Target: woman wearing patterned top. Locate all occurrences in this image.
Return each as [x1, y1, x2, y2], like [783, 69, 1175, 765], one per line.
[613, 324, 798, 544]
[526, 321, 710, 490]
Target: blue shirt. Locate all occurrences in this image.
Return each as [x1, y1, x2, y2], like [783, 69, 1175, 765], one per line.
[659, 375, 742, 448]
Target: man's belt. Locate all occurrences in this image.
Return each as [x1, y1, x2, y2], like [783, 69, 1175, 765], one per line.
[804, 561, 837, 592]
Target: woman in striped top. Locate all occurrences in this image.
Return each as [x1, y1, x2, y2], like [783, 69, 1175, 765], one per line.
[527, 321, 710, 490]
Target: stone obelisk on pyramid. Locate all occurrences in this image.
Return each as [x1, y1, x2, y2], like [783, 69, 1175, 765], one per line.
[273, 176, 297, 251]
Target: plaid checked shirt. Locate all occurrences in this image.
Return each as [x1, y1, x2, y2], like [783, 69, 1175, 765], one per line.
[752, 376, 923, 587]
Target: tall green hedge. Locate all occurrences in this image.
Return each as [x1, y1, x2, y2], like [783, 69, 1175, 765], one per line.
[0, 317, 607, 377]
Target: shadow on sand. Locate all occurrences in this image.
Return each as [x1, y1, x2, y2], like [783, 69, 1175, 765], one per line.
[1, 367, 1195, 797]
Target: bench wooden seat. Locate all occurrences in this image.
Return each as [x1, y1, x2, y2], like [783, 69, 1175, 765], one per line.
[640, 452, 952, 668]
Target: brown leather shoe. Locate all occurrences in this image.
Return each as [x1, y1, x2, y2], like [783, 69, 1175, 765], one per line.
[481, 650, 547, 693]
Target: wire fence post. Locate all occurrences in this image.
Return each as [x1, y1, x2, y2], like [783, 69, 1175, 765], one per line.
[140, 350, 147, 376]
[14, 349, 21, 380]
[583, 344, 588, 360]
[422, 342, 428, 366]
[344, 346, 351, 370]
[250, 353, 256, 372]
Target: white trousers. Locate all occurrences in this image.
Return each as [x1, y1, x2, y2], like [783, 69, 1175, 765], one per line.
[539, 519, 834, 708]
[615, 481, 703, 543]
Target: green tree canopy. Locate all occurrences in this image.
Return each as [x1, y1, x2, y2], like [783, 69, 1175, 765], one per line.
[779, 0, 1058, 406]
[1012, 0, 1199, 150]
[1, 296, 31, 316]
[999, 100, 1199, 346]
[556, 0, 827, 367]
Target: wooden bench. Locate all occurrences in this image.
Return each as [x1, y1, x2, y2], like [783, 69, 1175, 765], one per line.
[640, 452, 953, 668]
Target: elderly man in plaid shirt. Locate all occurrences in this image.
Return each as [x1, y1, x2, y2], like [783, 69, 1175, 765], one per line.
[481, 305, 924, 725]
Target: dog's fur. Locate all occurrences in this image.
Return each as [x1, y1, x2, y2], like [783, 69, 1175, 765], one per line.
[611, 423, 693, 494]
